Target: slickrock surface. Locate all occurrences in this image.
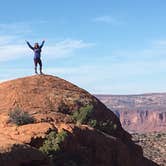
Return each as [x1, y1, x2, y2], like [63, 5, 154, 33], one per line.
[0, 75, 159, 166]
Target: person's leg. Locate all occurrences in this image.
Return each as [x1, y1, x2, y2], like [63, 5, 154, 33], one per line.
[34, 59, 38, 74]
[38, 59, 43, 74]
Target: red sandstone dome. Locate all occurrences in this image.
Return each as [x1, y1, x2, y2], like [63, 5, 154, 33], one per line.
[0, 75, 158, 166]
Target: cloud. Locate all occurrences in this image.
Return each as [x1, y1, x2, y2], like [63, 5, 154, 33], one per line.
[0, 34, 94, 61]
[44, 65, 97, 75]
[43, 39, 94, 59]
[112, 40, 166, 60]
[0, 20, 49, 36]
[2, 21, 166, 94]
[1, 40, 166, 95]
[0, 22, 32, 35]
[0, 21, 94, 61]
[43, 65, 102, 92]
[151, 39, 166, 48]
[0, 35, 18, 45]
[0, 44, 28, 61]
[93, 15, 122, 25]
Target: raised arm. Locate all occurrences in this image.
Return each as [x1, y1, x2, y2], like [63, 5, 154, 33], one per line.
[40, 40, 45, 49]
[25, 40, 34, 50]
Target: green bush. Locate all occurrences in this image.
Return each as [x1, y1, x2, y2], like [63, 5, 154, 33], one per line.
[71, 105, 94, 125]
[39, 130, 68, 159]
[58, 101, 70, 114]
[8, 108, 35, 126]
[96, 120, 117, 132]
[40, 130, 89, 166]
[88, 119, 97, 128]
[71, 104, 117, 133]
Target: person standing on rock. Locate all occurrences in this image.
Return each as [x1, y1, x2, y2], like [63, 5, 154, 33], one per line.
[26, 40, 45, 74]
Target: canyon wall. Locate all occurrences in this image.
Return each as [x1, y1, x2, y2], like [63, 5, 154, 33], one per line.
[96, 94, 166, 133]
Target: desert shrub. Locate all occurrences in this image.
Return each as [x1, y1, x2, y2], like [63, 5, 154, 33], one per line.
[113, 124, 117, 130]
[96, 120, 117, 132]
[71, 104, 117, 133]
[40, 130, 89, 166]
[58, 101, 70, 114]
[9, 108, 35, 126]
[88, 119, 97, 128]
[71, 104, 94, 125]
[39, 130, 68, 159]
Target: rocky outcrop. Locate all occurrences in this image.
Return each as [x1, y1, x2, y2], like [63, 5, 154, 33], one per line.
[0, 122, 54, 166]
[120, 110, 166, 132]
[0, 143, 51, 166]
[0, 75, 130, 140]
[96, 94, 166, 133]
[0, 75, 159, 165]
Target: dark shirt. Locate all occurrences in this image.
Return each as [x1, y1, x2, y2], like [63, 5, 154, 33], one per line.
[26, 41, 45, 59]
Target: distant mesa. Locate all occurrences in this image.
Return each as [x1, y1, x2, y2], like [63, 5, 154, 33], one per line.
[96, 94, 166, 133]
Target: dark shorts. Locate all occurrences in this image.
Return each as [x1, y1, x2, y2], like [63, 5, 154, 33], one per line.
[34, 58, 42, 67]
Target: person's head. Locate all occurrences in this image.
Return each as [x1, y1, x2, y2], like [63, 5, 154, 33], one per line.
[34, 43, 39, 49]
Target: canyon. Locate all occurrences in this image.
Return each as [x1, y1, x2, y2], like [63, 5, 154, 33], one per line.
[96, 94, 166, 133]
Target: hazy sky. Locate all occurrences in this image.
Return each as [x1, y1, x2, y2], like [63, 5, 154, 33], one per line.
[0, 0, 166, 94]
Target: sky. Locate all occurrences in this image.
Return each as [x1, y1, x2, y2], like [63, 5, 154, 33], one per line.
[0, 0, 166, 94]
